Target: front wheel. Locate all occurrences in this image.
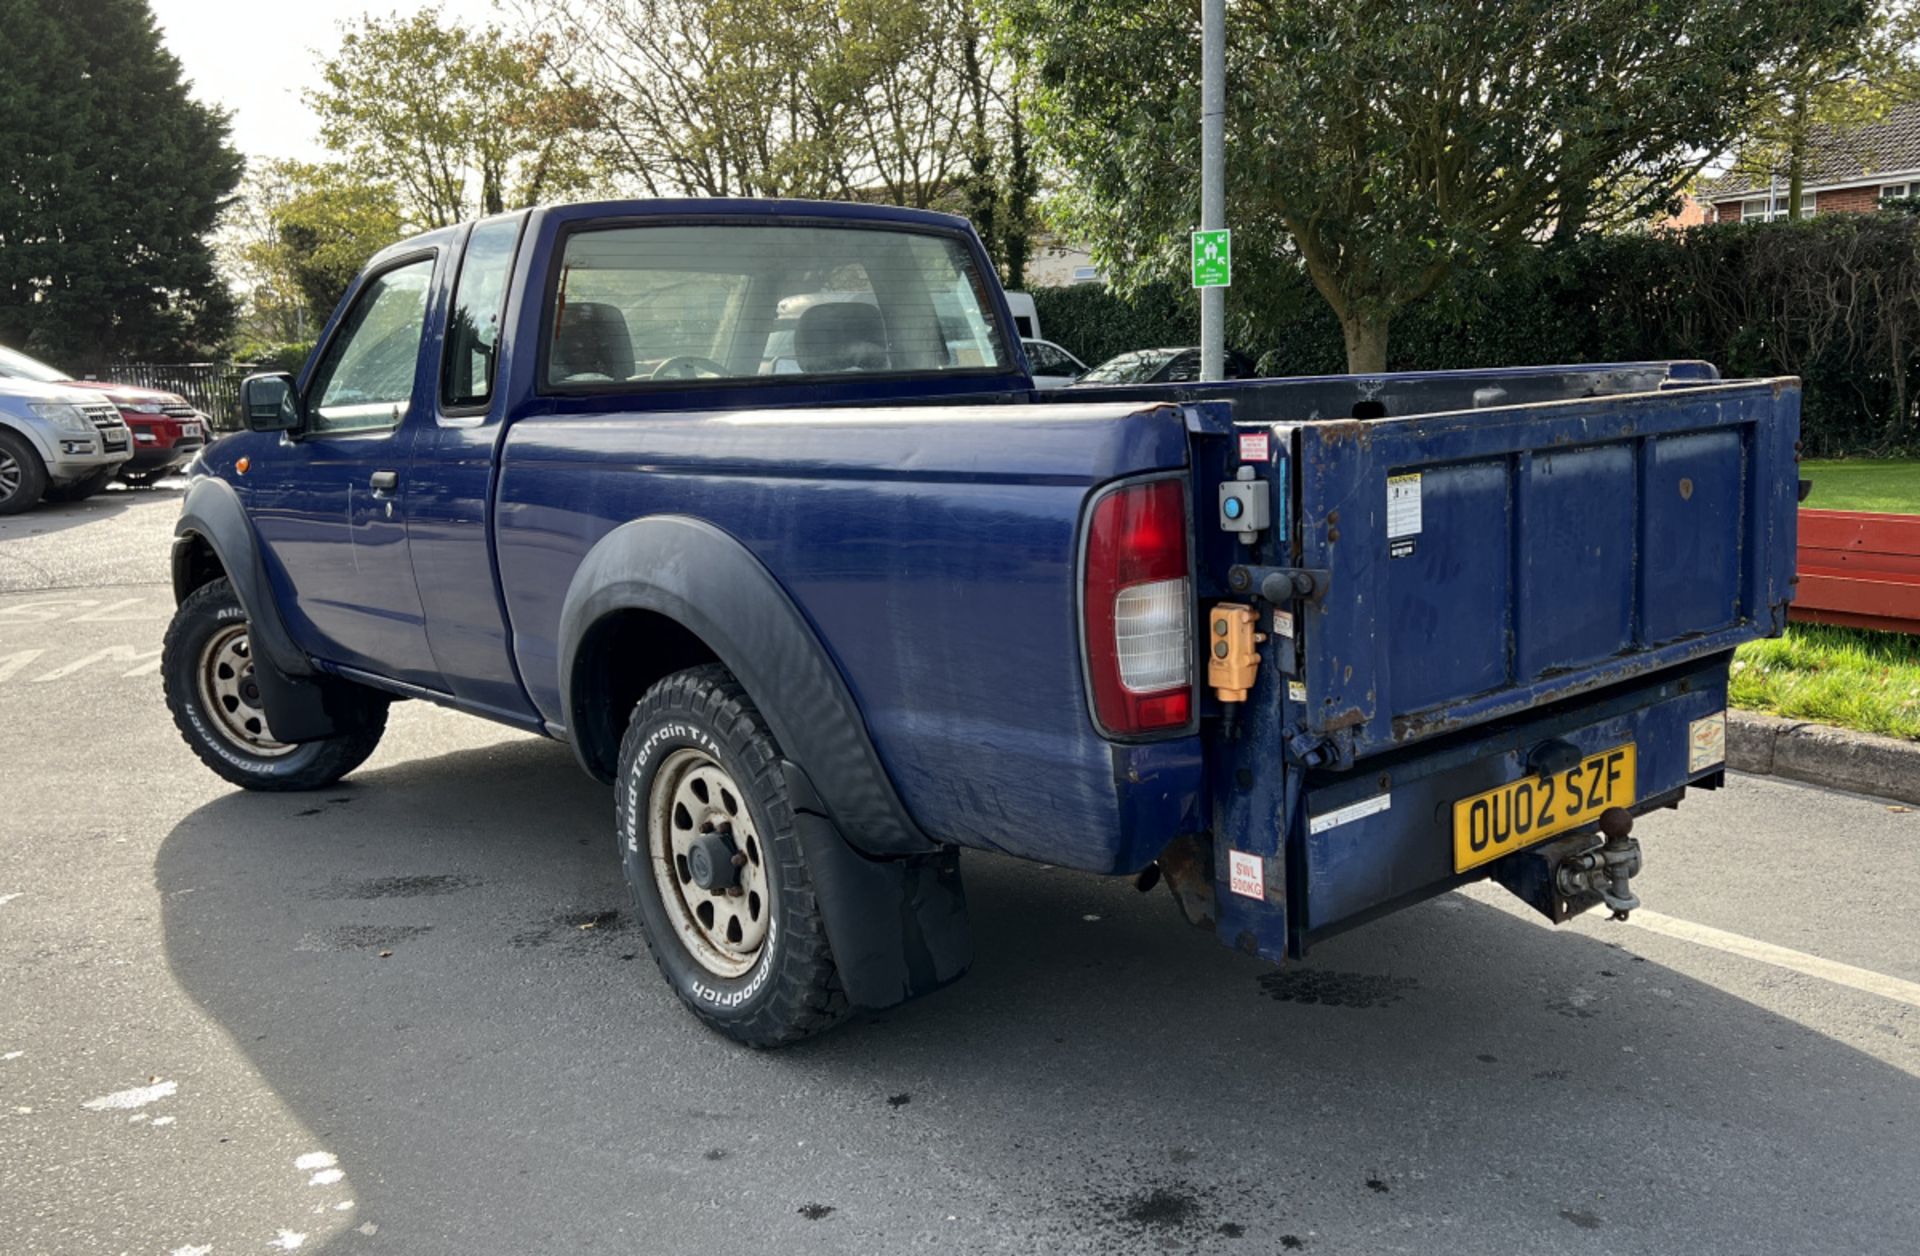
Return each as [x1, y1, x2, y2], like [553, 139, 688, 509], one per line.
[162, 578, 388, 790]
[0, 430, 48, 515]
[616, 665, 849, 1047]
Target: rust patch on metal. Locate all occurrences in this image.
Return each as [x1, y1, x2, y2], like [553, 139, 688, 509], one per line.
[1320, 706, 1367, 732]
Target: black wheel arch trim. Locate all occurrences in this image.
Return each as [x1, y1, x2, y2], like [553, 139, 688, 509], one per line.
[559, 514, 935, 856]
[171, 476, 378, 743]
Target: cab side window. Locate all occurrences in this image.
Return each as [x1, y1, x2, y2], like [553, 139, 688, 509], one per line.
[443, 219, 522, 408]
[307, 256, 436, 434]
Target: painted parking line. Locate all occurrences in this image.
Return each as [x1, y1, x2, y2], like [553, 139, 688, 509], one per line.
[1625, 909, 1920, 1012]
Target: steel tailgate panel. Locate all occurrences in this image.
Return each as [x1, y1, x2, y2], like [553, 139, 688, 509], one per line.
[1292, 380, 1800, 762]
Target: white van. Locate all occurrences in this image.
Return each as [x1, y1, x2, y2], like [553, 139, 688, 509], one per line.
[1003, 291, 1040, 341]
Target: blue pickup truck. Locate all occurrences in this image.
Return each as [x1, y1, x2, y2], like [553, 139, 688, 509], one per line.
[162, 199, 1800, 1046]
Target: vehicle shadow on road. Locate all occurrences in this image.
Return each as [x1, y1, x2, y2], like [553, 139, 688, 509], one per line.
[156, 738, 1920, 1255]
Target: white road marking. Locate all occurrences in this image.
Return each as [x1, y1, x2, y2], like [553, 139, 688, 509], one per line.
[0, 893, 20, 908]
[293, 1151, 336, 1171]
[69, 597, 158, 622]
[1627, 910, 1920, 1011]
[81, 1079, 177, 1111]
[169, 1246, 211, 1256]
[269, 1229, 307, 1250]
[309, 1169, 344, 1186]
[2, 1050, 23, 1059]
[152, 1115, 176, 1126]
[31, 645, 160, 681]
[0, 650, 44, 682]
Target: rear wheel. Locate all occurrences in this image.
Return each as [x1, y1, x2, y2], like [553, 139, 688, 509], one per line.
[616, 665, 849, 1047]
[0, 430, 48, 515]
[42, 467, 115, 502]
[163, 578, 388, 791]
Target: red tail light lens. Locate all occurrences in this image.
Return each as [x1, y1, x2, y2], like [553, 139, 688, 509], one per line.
[1083, 478, 1194, 736]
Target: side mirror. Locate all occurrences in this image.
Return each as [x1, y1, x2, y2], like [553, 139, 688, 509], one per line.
[241, 372, 300, 433]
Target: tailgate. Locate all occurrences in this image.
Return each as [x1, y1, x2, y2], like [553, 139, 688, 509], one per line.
[1279, 380, 1799, 764]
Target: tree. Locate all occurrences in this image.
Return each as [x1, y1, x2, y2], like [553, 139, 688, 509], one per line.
[222, 160, 405, 342]
[556, 0, 1039, 279]
[309, 9, 599, 229]
[1014, 0, 1869, 371]
[1732, 1, 1920, 216]
[0, 0, 242, 367]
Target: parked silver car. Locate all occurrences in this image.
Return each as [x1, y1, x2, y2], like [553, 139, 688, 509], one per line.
[0, 373, 134, 514]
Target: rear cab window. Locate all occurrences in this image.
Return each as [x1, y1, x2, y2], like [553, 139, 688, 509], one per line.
[541, 223, 1010, 390]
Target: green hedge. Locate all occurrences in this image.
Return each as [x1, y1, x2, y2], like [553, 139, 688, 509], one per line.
[1032, 216, 1920, 455]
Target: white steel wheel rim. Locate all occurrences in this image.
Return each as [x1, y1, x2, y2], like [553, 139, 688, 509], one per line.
[648, 747, 771, 979]
[196, 622, 296, 757]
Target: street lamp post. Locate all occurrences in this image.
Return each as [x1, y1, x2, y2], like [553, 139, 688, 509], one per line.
[1199, 0, 1226, 381]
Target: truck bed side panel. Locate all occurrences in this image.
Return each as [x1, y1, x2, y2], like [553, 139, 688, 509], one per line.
[494, 401, 1197, 873]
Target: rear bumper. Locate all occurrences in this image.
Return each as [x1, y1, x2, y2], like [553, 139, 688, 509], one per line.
[1210, 656, 1733, 959]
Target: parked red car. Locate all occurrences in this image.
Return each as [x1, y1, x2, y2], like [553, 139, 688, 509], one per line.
[0, 344, 208, 487]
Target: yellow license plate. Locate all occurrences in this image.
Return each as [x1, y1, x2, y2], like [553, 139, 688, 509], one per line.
[1452, 743, 1636, 873]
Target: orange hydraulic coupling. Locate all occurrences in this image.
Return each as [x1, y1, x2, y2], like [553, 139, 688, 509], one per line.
[1208, 603, 1265, 702]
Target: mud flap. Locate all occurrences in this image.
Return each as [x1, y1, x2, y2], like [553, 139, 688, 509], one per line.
[784, 761, 972, 1010]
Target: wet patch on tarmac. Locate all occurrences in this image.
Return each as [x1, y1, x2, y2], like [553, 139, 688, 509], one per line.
[508, 908, 629, 951]
[1256, 969, 1419, 1009]
[328, 925, 432, 950]
[315, 875, 477, 901]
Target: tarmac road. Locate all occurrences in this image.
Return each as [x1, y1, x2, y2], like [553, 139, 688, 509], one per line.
[3, 489, 1918, 1255]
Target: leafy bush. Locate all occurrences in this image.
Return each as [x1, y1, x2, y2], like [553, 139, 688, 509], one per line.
[1033, 215, 1920, 455]
[232, 340, 317, 376]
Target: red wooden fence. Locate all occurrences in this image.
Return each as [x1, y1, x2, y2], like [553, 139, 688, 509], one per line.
[1791, 510, 1920, 634]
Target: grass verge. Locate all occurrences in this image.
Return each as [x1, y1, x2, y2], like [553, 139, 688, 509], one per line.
[1800, 459, 1920, 514]
[1732, 622, 1920, 741]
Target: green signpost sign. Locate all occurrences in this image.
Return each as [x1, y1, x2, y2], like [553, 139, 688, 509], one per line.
[1191, 228, 1231, 288]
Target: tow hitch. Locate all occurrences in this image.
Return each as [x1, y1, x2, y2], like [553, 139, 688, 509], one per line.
[1491, 806, 1644, 924]
[1556, 807, 1643, 920]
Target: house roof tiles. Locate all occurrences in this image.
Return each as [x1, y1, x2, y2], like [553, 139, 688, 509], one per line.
[1704, 100, 1920, 199]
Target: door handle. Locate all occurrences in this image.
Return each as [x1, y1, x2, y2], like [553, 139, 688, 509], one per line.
[369, 470, 399, 493]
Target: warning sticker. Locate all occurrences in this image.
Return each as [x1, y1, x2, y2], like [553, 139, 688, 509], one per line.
[1228, 850, 1265, 900]
[1287, 680, 1307, 704]
[1272, 608, 1295, 639]
[1308, 792, 1392, 835]
[1689, 711, 1727, 773]
[1389, 538, 1417, 560]
[1387, 473, 1423, 537]
[1239, 431, 1270, 462]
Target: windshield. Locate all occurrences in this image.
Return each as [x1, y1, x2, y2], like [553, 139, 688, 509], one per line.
[544, 223, 1011, 388]
[0, 343, 71, 383]
[1077, 349, 1177, 385]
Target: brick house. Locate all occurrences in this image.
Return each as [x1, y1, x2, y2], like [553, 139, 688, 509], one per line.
[1702, 100, 1920, 222]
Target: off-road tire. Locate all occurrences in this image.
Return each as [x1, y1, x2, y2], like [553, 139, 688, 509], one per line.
[0, 429, 48, 515]
[162, 578, 388, 791]
[42, 467, 115, 503]
[616, 664, 850, 1047]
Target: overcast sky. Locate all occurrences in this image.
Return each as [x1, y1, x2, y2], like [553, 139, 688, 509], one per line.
[149, 0, 506, 163]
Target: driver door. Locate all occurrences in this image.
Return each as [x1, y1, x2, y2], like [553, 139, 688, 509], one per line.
[250, 252, 443, 688]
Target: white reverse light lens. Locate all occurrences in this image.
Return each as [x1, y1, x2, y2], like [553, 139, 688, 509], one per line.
[1113, 577, 1191, 692]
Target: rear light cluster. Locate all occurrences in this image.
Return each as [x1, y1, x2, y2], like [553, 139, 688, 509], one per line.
[1083, 478, 1194, 735]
